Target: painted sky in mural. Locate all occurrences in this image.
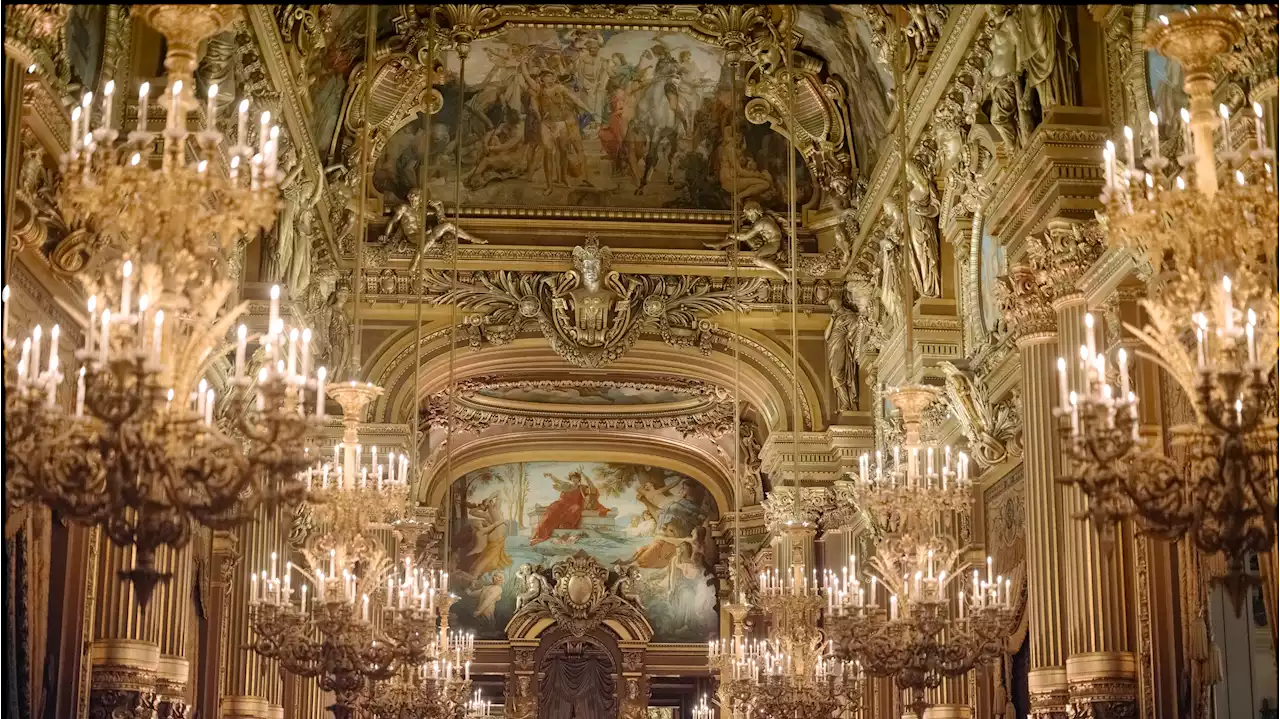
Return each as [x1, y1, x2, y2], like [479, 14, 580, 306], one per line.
[372, 27, 811, 211]
[446, 461, 719, 642]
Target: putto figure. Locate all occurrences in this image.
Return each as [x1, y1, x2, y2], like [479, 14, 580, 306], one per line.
[704, 199, 790, 281]
[379, 191, 489, 273]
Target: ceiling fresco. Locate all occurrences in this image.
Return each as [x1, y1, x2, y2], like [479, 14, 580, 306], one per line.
[371, 26, 815, 212]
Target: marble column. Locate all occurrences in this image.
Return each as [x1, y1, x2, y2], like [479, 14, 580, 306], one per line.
[3, 56, 25, 276]
[1040, 223, 1138, 717]
[89, 541, 162, 719]
[219, 506, 285, 719]
[196, 532, 239, 719]
[999, 264, 1068, 718]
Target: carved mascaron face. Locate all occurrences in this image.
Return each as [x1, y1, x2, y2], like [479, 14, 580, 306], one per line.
[580, 258, 601, 287]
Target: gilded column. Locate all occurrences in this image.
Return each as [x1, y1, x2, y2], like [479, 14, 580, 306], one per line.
[998, 264, 1068, 717]
[219, 506, 286, 719]
[1036, 222, 1138, 716]
[90, 541, 162, 718]
[154, 543, 197, 718]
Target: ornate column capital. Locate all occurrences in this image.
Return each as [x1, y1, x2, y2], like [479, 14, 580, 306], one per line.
[997, 264, 1056, 344]
[1026, 219, 1108, 304]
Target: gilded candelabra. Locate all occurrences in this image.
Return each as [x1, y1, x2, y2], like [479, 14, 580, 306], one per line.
[1061, 4, 1279, 606]
[717, 537, 862, 719]
[825, 386, 1013, 717]
[3, 279, 324, 603]
[0, 5, 318, 605]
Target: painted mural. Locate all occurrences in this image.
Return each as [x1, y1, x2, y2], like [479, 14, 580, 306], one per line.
[446, 461, 720, 642]
[474, 384, 696, 406]
[66, 5, 106, 95]
[307, 6, 399, 162]
[795, 6, 894, 174]
[979, 221, 1007, 332]
[1146, 6, 1191, 159]
[372, 27, 811, 211]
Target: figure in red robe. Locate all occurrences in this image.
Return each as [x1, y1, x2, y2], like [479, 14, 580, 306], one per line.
[529, 471, 610, 545]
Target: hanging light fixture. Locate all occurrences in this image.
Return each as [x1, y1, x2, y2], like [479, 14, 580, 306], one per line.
[2, 4, 320, 605]
[1058, 5, 1277, 606]
[733, 16, 862, 718]
[823, 22, 1015, 717]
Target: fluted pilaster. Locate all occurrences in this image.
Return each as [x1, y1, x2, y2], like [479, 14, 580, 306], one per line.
[999, 264, 1067, 718]
[1036, 218, 1138, 717]
[90, 540, 163, 719]
[1054, 294, 1137, 716]
[220, 506, 286, 718]
[149, 542, 196, 718]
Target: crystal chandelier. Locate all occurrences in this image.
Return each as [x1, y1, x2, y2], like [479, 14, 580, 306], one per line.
[824, 387, 1012, 718]
[364, 651, 484, 719]
[0, 5, 317, 605]
[1059, 4, 1278, 605]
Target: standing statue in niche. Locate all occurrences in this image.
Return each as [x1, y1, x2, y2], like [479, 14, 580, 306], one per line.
[905, 156, 942, 299]
[379, 191, 489, 273]
[325, 279, 354, 379]
[1018, 5, 1079, 110]
[825, 295, 860, 412]
[879, 198, 906, 323]
[704, 199, 790, 281]
[277, 147, 325, 296]
[986, 10, 1024, 149]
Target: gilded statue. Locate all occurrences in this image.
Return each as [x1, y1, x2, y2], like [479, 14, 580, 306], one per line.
[879, 198, 906, 323]
[704, 199, 790, 281]
[905, 155, 942, 299]
[325, 279, 354, 378]
[987, 11, 1024, 148]
[825, 295, 860, 412]
[379, 191, 488, 273]
[273, 147, 324, 296]
[515, 563, 552, 610]
[1017, 5, 1079, 110]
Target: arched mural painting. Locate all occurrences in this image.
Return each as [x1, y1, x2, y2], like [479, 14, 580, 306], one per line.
[446, 461, 720, 643]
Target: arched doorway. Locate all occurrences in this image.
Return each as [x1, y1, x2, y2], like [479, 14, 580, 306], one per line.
[504, 553, 653, 719]
[536, 630, 620, 719]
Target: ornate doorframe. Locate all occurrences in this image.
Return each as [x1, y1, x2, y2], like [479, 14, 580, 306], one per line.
[504, 553, 653, 719]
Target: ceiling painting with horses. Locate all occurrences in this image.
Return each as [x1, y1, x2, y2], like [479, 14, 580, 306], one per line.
[372, 26, 812, 211]
[446, 461, 720, 642]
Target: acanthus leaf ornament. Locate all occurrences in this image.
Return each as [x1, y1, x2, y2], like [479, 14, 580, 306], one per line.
[421, 237, 765, 368]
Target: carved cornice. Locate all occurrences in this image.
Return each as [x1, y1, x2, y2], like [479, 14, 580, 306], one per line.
[425, 377, 736, 435]
[1024, 218, 1108, 301]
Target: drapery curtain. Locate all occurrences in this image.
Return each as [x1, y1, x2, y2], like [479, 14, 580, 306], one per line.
[539, 657, 617, 719]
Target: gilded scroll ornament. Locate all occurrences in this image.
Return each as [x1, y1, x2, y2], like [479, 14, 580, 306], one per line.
[938, 361, 1023, 468]
[507, 553, 652, 640]
[422, 237, 764, 368]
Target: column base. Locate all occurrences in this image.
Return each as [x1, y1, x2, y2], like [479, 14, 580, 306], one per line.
[1028, 666, 1068, 718]
[922, 707, 972, 719]
[220, 695, 271, 719]
[155, 654, 190, 718]
[1066, 652, 1138, 718]
[91, 639, 161, 719]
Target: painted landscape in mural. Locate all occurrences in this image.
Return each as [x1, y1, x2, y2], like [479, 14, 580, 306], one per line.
[372, 27, 811, 211]
[447, 462, 719, 642]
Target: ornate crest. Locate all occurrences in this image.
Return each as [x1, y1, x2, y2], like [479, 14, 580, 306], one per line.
[507, 552, 652, 640]
[422, 237, 765, 367]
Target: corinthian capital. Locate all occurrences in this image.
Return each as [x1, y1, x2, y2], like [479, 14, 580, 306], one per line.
[1025, 218, 1108, 300]
[997, 264, 1056, 341]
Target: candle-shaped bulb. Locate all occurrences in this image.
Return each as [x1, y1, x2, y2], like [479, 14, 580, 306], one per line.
[260, 110, 271, 126]
[1220, 103, 1230, 121]
[123, 260, 133, 279]
[208, 84, 218, 99]
[1180, 108, 1190, 124]
[82, 92, 93, 108]
[1254, 101, 1264, 119]
[1223, 275, 1232, 294]
[130, 153, 141, 166]
[1084, 312, 1094, 329]
[1123, 125, 1133, 141]
[104, 80, 114, 98]
[1176, 176, 1186, 190]
[1149, 110, 1158, 128]
[239, 99, 249, 113]
[1159, 14, 1169, 24]
[139, 82, 149, 98]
